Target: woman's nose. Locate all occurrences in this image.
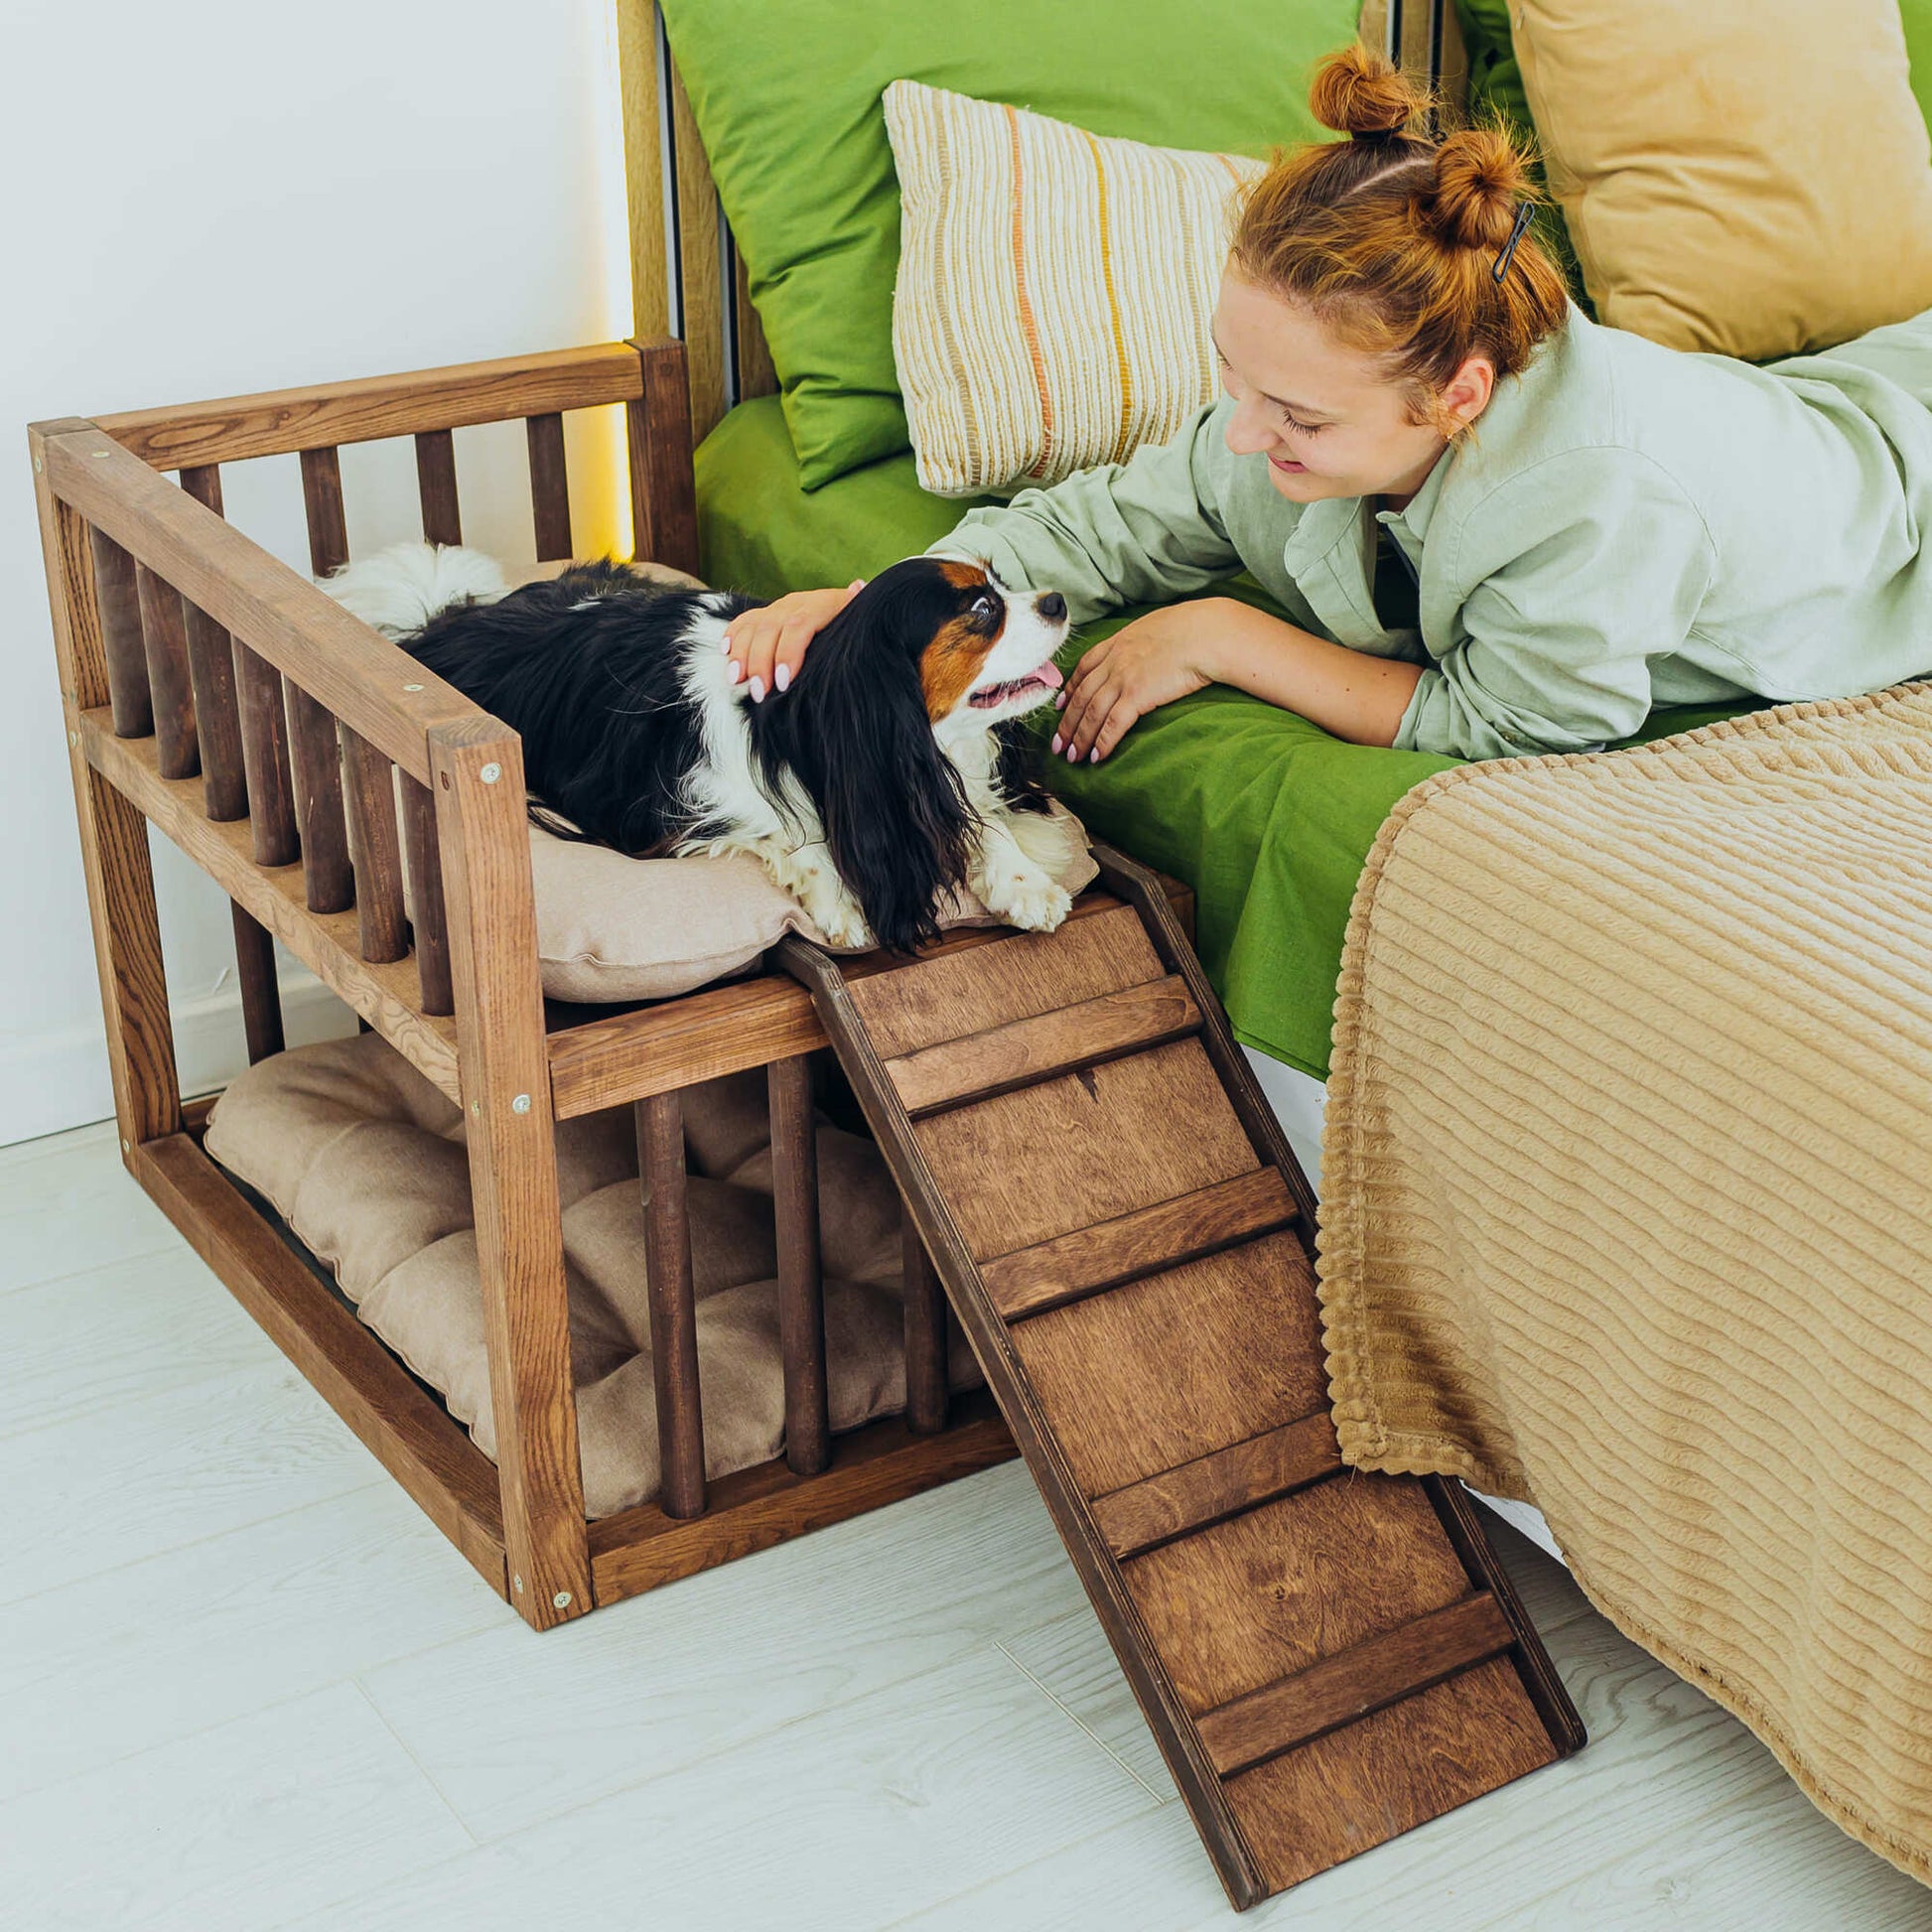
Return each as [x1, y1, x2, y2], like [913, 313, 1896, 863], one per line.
[1035, 591, 1066, 621]
[1223, 403, 1273, 456]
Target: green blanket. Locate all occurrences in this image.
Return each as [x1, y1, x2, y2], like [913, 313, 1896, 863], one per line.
[697, 396, 1746, 1078]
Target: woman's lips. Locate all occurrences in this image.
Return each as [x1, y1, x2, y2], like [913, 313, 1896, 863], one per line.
[1269, 455, 1309, 475]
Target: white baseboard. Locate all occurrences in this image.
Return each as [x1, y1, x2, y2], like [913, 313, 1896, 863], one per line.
[0, 968, 358, 1149]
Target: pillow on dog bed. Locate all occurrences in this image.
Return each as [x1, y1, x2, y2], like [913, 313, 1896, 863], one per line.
[203, 1031, 985, 1518]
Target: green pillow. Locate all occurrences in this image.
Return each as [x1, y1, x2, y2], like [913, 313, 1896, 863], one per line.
[659, 0, 1360, 490]
[1903, 0, 1932, 120]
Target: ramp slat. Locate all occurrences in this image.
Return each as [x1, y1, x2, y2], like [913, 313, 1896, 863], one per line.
[883, 973, 1198, 1116]
[984, 1168, 1298, 1319]
[1091, 1413, 1339, 1560]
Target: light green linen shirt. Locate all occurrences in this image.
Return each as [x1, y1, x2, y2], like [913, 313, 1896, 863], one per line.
[928, 303, 1932, 759]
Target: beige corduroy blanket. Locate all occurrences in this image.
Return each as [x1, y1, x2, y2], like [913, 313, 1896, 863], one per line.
[1316, 683, 1932, 1883]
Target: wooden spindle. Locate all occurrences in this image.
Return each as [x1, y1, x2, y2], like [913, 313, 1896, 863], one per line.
[901, 1205, 950, 1435]
[176, 469, 247, 821]
[525, 413, 573, 560]
[87, 528, 153, 738]
[230, 903, 285, 1063]
[133, 562, 199, 781]
[768, 1054, 830, 1475]
[293, 446, 354, 913]
[627, 338, 700, 577]
[342, 730, 408, 962]
[234, 641, 299, 867]
[415, 429, 462, 546]
[636, 1091, 707, 1518]
[401, 774, 454, 1015]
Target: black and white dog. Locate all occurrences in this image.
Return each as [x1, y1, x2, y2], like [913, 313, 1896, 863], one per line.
[323, 544, 1081, 953]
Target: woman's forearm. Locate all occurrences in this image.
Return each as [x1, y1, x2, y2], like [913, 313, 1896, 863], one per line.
[1197, 600, 1423, 748]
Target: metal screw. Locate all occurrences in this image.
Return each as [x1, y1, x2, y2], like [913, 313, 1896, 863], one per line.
[33, 454, 42, 474]
[512, 1573, 524, 1593]
[479, 761, 502, 784]
[511, 1093, 531, 1115]
[68, 730, 79, 747]
[402, 682, 424, 693]
[552, 1590, 572, 1610]
[471, 1102, 481, 1117]
[91, 450, 109, 460]
[120, 1139, 130, 1154]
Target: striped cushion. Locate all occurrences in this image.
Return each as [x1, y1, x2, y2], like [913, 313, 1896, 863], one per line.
[885, 79, 1263, 497]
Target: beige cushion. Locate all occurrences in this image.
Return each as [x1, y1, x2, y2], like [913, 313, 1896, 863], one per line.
[1513, 0, 1932, 359]
[885, 78, 1262, 497]
[498, 560, 1097, 1003]
[204, 1033, 983, 1518]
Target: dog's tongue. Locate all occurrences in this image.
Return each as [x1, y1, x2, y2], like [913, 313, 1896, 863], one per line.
[1035, 661, 1064, 690]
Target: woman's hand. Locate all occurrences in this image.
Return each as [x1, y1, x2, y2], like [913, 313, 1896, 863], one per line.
[722, 580, 865, 700]
[1051, 602, 1222, 762]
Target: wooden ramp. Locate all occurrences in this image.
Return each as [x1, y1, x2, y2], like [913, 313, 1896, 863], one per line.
[779, 849, 1583, 1910]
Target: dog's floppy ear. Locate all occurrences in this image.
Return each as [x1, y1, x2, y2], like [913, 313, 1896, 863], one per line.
[769, 595, 976, 954]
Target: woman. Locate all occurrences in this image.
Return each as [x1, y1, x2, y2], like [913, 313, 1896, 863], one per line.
[726, 45, 1932, 764]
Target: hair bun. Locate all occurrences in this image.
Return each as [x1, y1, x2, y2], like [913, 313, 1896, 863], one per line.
[1425, 127, 1535, 252]
[1309, 43, 1424, 141]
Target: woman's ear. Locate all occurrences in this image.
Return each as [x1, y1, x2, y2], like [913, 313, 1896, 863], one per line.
[1438, 354, 1496, 434]
[781, 608, 976, 953]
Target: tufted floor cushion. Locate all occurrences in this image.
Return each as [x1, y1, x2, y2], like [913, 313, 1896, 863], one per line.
[203, 1032, 984, 1518]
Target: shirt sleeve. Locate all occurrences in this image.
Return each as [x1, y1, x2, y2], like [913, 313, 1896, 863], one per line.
[923, 400, 1243, 623]
[1394, 449, 1718, 760]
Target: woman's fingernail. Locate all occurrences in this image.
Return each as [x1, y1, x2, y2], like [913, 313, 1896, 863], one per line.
[1089, 748, 1100, 762]
[773, 664, 790, 693]
[721, 633, 733, 653]
[750, 676, 765, 702]
[1049, 734, 1062, 754]
[1065, 744, 1079, 762]
[727, 660, 743, 684]
[1054, 692, 1067, 711]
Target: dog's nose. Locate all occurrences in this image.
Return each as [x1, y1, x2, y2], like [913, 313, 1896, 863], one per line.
[1035, 591, 1066, 621]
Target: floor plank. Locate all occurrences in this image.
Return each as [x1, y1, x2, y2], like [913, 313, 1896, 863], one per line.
[0, 1120, 178, 1296]
[0, 1682, 473, 1932]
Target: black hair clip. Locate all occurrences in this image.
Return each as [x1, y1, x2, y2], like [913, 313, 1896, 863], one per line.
[1492, 203, 1536, 283]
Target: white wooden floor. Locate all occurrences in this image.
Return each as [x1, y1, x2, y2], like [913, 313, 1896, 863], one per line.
[5, 1120, 1930, 1932]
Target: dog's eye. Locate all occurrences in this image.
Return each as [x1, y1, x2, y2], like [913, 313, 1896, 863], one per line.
[973, 593, 1001, 623]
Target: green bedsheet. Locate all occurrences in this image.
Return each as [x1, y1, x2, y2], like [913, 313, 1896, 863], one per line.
[696, 396, 1747, 1079]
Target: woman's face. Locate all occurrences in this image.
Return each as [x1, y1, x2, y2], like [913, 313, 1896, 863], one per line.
[1211, 270, 1493, 505]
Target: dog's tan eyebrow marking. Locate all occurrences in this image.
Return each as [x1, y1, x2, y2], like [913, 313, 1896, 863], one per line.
[920, 614, 996, 720]
[936, 558, 990, 590]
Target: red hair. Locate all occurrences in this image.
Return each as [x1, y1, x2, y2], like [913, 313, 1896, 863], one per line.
[1230, 45, 1569, 426]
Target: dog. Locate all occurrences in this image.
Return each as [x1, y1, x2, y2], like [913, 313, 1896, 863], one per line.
[321, 543, 1081, 953]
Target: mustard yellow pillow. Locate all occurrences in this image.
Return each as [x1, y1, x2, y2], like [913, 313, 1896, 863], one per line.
[885, 78, 1263, 497]
[1512, 0, 1932, 358]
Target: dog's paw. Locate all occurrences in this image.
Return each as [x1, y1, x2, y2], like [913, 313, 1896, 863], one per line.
[979, 863, 1073, 933]
[808, 893, 875, 949]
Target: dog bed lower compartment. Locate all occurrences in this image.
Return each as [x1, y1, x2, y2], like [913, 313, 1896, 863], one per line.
[204, 1032, 984, 1517]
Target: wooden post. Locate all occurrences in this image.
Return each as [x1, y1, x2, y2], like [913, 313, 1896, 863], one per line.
[342, 731, 408, 963]
[429, 718, 592, 1628]
[901, 1204, 949, 1435]
[30, 422, 180, 1157]
[401, 774, 454, 1015]
[415, 429, 462, 547]
[525, 414, 573, 560]
[635, 1090, 708, 1518]
[230, 903, 285, 1063]
[768, 1054, 829, 1474]
[293, 445, 354, 913]
[626, 338, 699, 577]
[134, 561, 199, 781]
[176, 467, 247, 823]
[87, 528, 152, 738]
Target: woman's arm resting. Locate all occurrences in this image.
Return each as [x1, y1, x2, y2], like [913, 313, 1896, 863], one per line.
[1055, 598, 1423, 761]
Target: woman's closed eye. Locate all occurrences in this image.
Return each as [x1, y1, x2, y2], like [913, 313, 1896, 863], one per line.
[1281, 409, 1327, 436]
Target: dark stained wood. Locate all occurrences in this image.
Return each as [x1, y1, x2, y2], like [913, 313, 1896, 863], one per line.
[431, 718, 592, 1627]
[637, 1090, 707, 1519]
[176, 466, 247, 821]
[900, 1206, 949, 1436]
[627, 337, 699, 577]
[135, 1133, 505, 1589]
[1090, 1414, 1340, 1561]
[230, 902, 286, 1063]
[589, 1391, 1015, 1605]
[884, 974, 1199, 1117]
[87, 527, 153, 738]
[286, 686, 353, 913]
[42, 426, 477, 780]
[983, 1168, 1298, 1321]
[133, 561, 199, 781]
[401, 774, 453, 1015]
[82, 713, 461, 1098]
[97, 340, 649, 468]
[234, 639, 300, 866]
[525, 412, 573, 560]
[415, 429, 463, 546]
[299, 444, 349, 579]
[31, 439, 182, 1153]
[341, 729, 409, 962]
[1196, 1593, 1517, 1777]
[768, 1055, 830, 1475]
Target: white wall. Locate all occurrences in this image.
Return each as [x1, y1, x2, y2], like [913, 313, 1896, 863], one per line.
[0, 0, 633, 1145]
